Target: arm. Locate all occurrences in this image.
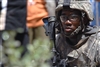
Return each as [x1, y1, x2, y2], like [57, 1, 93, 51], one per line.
[45, 0, 56, 16]
[96, 32, 100, 66]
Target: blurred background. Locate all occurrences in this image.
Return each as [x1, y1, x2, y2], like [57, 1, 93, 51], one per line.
[90, 0, 100, 26]
[0, 0, 100, 67]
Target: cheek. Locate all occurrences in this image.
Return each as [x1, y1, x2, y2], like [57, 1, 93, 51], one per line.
[61, 23, 66, 30]
[72, 22, 80, 29]
[61, 22, 65, 27]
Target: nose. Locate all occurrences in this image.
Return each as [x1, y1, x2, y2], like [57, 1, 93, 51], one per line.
[65, 20, 72, 24]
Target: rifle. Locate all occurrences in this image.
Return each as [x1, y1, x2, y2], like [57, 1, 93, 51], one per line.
[43, 16, 68, 67]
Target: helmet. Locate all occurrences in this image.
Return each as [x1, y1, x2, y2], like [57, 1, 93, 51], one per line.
[56, 0, 93, 21]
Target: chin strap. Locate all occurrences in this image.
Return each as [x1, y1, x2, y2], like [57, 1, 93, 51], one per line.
[70, 26, 82, 37]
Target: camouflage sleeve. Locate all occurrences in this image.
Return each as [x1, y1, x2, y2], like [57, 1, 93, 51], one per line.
[85, 29, 100, 66]
[95, 32, 100, 65]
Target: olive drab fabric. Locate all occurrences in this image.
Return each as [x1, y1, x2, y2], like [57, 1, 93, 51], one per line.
[27, 0, 48, 28]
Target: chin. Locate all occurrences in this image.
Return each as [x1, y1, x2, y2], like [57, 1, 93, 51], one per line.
[64, 31, 74, 37]
[64, 32, 71, 36]
[65, 31, 72, 34]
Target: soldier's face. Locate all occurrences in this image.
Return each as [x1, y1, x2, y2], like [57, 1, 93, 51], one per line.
[60, 9, 81, 35]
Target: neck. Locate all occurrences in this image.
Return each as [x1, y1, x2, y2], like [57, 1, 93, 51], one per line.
[66, 34, 82, 46]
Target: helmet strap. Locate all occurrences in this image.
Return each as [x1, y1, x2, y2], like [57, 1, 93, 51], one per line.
[81, 12, 86, 32]
[70, 26, 82, 37]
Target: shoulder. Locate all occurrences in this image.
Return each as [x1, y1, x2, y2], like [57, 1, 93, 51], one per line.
[86, 27, 100, 64]
[95, 29, 100, 64]
[90, 26, 100, 39]
[82, 26, 100, 64]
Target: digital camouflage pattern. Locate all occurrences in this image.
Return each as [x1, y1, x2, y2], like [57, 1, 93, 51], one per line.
[56, 0, 93, 21]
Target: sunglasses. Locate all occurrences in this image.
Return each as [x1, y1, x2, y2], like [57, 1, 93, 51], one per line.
[60, 14, 80, 22]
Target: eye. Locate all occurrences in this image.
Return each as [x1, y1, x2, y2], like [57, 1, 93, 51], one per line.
[61, 15, 66, 19]
[60, 15, 67, 22]
[71, 15, 78, 19]
[69, 15, 80, 21]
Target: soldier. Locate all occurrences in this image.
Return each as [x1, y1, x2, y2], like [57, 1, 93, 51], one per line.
[43, 0, 100, 67]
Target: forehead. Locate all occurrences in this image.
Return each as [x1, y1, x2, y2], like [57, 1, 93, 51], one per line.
[61, 9, 81, 15]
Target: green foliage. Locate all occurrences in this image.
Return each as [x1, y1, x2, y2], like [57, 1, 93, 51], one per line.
[1, 31, 52, 67]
